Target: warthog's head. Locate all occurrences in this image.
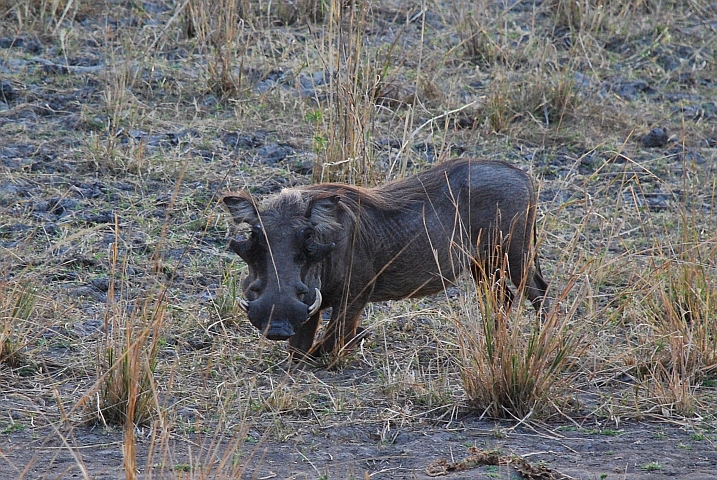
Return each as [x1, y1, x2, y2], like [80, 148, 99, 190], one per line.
[222, 191, 340, 340]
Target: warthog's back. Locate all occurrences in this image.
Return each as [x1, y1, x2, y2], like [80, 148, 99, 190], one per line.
[355, 159, 537, 301]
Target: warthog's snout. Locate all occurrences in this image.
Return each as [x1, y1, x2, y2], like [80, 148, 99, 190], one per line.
[239, 288, 323, 340]
[263, 322, 296, 341]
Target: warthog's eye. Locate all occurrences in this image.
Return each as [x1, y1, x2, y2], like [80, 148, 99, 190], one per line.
[231, 224, 265, 261]
[247, 224, 266, 248]
[305, 241, 336, 262]
[298, 226, 314, 242]
[294, 227, 313, 264]
[296, 226, 335, 261]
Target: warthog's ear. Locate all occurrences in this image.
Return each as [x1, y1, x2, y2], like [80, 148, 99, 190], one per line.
[305, 194, 341, 235]
[222, 192, 259, 225]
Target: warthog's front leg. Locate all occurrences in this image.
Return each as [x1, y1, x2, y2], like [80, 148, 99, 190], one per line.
[287, 312, 322, 359]
[310, 295, 369, 357]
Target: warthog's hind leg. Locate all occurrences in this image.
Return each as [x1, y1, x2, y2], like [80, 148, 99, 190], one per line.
[525, 261, 550, 316]
[470, 261, 516, 309]
[470, 255, 549, 317]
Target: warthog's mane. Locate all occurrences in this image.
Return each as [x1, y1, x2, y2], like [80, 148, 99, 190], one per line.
[259, 159, 532, 245]
[256, 173, 439, 246]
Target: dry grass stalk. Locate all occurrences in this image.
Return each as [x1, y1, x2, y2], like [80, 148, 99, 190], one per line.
[211, 264, 243, 324]
[313, 0, 380, 185]
[480, 67, 578, 134]
[273, 0, 328, 25]
[95, 238, 165, 427]
[187, 0, 245, 97]
[546, 0, 649, 32]
[546, 0, 678, 40]
[455, 0, 506, 66]
[637, 234, 717, 415]
[94, 18, 160, 173]
[0, 0, 95, 33]
[0, 282, 36, 369]
[548, 0, 608, 33]
[454, 249, 582, 420]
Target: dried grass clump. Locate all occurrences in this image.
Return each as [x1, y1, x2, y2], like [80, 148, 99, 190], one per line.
[546, 0, 660, 33]
[0, 283, 36, 369]
[211, 264, 244, 324]
[93, 241, 165, 427]
[480, 69, 578, 134]
[455, 0, 508, 67]
[453, 259, 583, 420]
[311, 0, 397, 185]
[635, 232, 717, 415]
[272, 0, 329, 25]
[0, 0, 100, 33]
[186, 0, 246, 97]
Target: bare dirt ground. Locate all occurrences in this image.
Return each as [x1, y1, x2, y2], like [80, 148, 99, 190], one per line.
[1, 0, 717, 479]
[3, 411, 717, 479]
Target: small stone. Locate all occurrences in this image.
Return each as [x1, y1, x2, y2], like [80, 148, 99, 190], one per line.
[642, 127, 668, 148]
[187, 336, 212, 350]
[91, 277, 110, 292]
[0, 80, 16, 102]
[256, 143, 295, 165]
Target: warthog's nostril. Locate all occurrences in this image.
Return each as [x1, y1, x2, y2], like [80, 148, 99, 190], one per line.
[297, 283, 309, 297]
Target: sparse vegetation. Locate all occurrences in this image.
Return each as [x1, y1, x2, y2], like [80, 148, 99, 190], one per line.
[641, 461, 663, 472]
[0, 283, 36, 369]
[186, 0, 246, 97]
[453, 257, 584, 420]
[1, 0, 716, 477]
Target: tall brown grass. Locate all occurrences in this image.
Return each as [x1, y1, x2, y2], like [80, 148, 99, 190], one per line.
[0, 282, 36, 369]
[313, 0, 384, 185]
[636, 223, 717, 416]
[93, 233, 165, 428]
[186, 0, 245, 97]
[453, 257, 583, 420]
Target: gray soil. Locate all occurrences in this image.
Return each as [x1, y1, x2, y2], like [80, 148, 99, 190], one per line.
[1, 1, 717, 479]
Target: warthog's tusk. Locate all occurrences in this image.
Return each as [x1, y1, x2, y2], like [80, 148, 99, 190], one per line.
[238, 298, 249, 312]
[308, 288, 322, 316]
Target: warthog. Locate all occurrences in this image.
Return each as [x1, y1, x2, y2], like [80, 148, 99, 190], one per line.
[222, 158, 549, 358]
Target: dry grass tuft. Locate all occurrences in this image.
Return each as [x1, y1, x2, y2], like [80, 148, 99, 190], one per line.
[186, 0, 246, 97]
[547, 0, 610, 33]
[545, 0, 663, 34]
[93, 240, 165, 427]
[0, 0, 100, 33]
[479, 69, 578, 134]
[455, 1, 507, 67]
[211, 264, 244, 324]
[453, 264, 583, 420]
[0, 282, 36, 369]
[312, 0, 383, 185]
[272, 0, 329, 25]
[634, 227, 717, 415]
